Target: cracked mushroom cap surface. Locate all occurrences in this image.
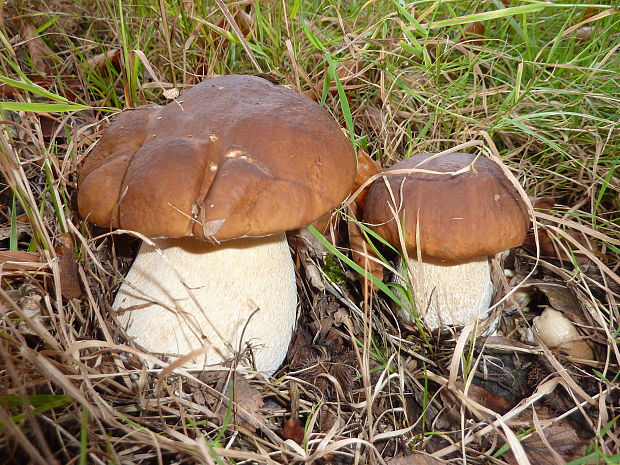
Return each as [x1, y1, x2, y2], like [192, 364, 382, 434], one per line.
[363, 152, 529, 262]
[78, 74, 356, 240]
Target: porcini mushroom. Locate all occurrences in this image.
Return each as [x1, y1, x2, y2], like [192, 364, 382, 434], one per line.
[363, 152, 528, 329]
[78, 74, 356, 374]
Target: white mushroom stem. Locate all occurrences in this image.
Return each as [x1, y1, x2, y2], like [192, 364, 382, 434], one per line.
[533, 308, 594, 361]
[394, 256, 494, 329]
[112, 232, 297, 375]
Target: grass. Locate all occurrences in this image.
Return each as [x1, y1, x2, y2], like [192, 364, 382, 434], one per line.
[1, 0, 619, 463]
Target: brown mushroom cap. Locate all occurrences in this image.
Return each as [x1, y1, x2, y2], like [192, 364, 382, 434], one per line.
[78, 74, 356, 240]
[364, 153, 529, 262]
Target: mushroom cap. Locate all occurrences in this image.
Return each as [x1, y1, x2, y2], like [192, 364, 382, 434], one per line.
[78, 74, 356, 240]
[363, 152, 529, 262]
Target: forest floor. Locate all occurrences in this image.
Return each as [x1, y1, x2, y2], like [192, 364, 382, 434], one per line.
[1, 1, 619, 464]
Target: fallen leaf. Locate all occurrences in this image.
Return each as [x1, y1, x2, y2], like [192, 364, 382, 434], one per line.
[362, 104, 384, 134]
[38, 114, 64, 140]
[464, 383, 513, 414]
[440, 379, 513, 425]
[352, 148, 380, 211]
[524, 197, 596, 265]
[318, 405, 342, 432]
[348, 149, 383, 298]
[210, 7, 254, 47]
[86, 48, 122, 74]
[388, 454, 450, 465]
[506, 423, 589, 465]
[462, 21, 485, 46]
[282, 417, 304, 444]
[321, 59, 362, 95]
[579, 7, 600, 21]
[348, 202, 383, 298]
[58, 233, 82, 299]
[0, 75, 83, 101]
[21, 23, 55, 75]
[532, 197, 557, 211]
[211, 374, 266, 432]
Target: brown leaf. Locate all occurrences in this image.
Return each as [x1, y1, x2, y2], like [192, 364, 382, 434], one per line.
[349, 149, 383, 298]
[318, 405, 341, 432]
[210, 8, 254, 47]
[464, 382, 513, 414]
[352, 148, 380, 211]
[321, 59, 362, 95]
[348, 202, 383, 299]
[535, 283, 581, 317]
[21, 23, 55, 75]
[506, 423, 589, 465]
[215, 374, 266, 432]
[0, 75, 83, 101]
[525, 198, 596, 265]
[388, 454, 450, 465]
[462, 21, 485, 46]
[362, 105, 384, 133]
[86, 48, 122, 74]
[335, 59, 360, 84]
[38, 114, 64, 140]
[58, 233, 82, 299]
[440, 379, 513, 424]
[580, 7, 600, 21]
[532, 196, 557, 211]
[282, 417, 304, 444]
[286, 227, 333, 291]
[525, 228, 593, 265]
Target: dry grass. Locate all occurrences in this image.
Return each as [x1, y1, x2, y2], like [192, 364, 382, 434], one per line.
[1, 1, 619, 464]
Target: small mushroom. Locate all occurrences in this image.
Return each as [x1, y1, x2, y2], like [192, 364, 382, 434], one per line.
[363, 152, 529, 329]
[533, 308, 594, 361]
[78, 75, 356, 374]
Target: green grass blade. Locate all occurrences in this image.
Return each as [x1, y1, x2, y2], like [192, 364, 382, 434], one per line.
[0, 395, 75, 429]
[0, 102, 90, 112]
[79, 406, 89, 465]
[9, 194, 17, 251]
[0, 75, 71, 103]
[307, 225, 406, 308]
[429, 4, 547, 29]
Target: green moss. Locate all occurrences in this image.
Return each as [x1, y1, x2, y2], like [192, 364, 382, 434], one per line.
[322, 253, 347, 286]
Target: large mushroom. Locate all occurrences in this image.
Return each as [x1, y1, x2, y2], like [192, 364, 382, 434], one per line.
[78, 74, 356, 374]
[363, 152, 528, 329]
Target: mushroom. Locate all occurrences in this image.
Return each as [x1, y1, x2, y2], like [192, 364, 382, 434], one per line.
[78, 74, 356, 374]
[533, 308, 594, 361]
[363, 152, 529, 329]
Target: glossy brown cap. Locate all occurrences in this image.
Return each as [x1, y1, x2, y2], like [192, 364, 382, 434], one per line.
[363, 153, 529, 262]
[78, 74, 356, 240]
